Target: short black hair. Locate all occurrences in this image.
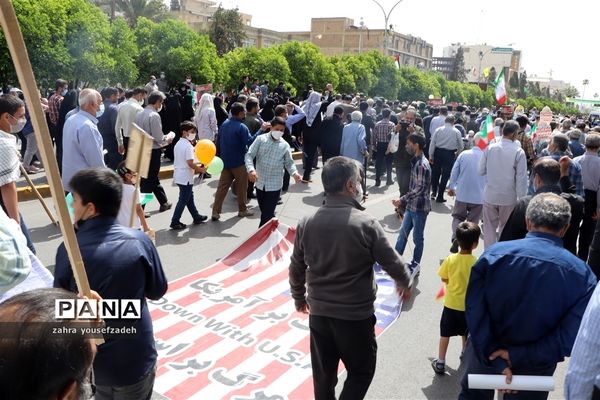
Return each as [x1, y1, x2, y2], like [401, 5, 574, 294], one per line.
[0, 288, 95, 399]
[230, 102, 245, 117]
[246, 98, 259, 112]
[101, 87, 118, 100]
[270, 116, 286, 129]
[552, 133, 569, 152]
[455, 221, 481, 251]
[0, 94, 24, 116]
[532, 158, 560, 186]
[124, 90, 134, 99]
[322, 156, 360, 195]
[439, 106, 448, 115]
[274, 105, 287, 117]
[147, 91, 165, 106]
[55, 79, 68, 91]
[381, 108, 391, 119]
[515, 115, 529, 129]
[180, 120, 197, 132]
[502, 120, 520, 136]
[132, 87, 147, 96]
[333, 105, 344, 115]
[359, 101, 368, 112]
[69, 168, 122, 217]
[407, 132, 425, 150]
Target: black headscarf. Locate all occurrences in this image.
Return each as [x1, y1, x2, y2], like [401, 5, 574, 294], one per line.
[214, 96, 228, 128]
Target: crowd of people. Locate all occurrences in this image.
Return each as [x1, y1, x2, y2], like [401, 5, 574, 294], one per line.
[1, 73, 600, 400]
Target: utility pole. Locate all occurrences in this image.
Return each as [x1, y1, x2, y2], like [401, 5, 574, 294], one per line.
[371, 0, 404, 56]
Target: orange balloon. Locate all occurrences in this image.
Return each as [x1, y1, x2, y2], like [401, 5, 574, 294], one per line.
[195, 139, 216, 165]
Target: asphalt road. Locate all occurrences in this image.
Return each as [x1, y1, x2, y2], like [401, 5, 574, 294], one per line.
[21, 159, 567, 400]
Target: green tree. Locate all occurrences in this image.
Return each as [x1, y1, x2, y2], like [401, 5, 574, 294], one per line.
[208, 6, 246, 56]
[360, 51, 400, 99]
[518, 70, 527, 98]
[107, 17, 139, 86]
[276, 41, 339, 94]
[509, 71, 519, 89]
[487, 66, 497, 85]
[135, 18, 224, 88]
[223, 47, 291, 91]
[328, 56, 356, 94]
[116, 0, 168, 26]
[449, 46, 466, 82]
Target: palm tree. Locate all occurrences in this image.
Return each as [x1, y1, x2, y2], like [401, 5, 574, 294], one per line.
[116, 0, 168, 26]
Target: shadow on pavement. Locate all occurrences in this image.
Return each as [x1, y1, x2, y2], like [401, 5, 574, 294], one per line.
[28, 223, 62, 243]
[401, 278, 421, 312]
[421, 357, 466, 400]
[154, 216, 244, 247]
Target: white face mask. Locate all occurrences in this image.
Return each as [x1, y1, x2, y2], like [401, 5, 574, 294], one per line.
[157, 105, 163, 113]
[9, 115, 27, 133]
[96, 103, 105, 118]
[270, 130, 283, 140]
[187, 132, 196, 141]
[354, 181, 363, 203]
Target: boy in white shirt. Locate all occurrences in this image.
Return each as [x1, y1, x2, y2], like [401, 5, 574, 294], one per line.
[171, 121, 207, 230]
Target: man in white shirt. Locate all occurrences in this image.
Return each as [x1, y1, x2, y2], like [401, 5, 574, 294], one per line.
[325, 94, 342, 117]
[428, 105, 448, 138]
[479, 120, 528, 248]
[115, 87, 146, 155]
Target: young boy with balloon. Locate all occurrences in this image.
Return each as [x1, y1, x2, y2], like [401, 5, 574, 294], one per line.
[170, 121, 209, 230]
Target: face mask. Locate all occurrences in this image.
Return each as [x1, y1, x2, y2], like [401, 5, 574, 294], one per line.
[151, 79, 157, 84]
[186, 79, 191, 83]
[160, 74, 165, 79]
[187, 132, 197, 141]
[9, 115, 27, 133]
[62, 89, 68, 96]
[157, 105, 163, 113]
[405, 144, 416, 156]
[354, 181, 364, 203]
[270, 130, 283, 140]
[136, 98, 144, 106]
[95, 103, 105, 118]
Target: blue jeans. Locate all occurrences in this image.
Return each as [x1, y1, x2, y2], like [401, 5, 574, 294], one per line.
[171, 184, 201, 224]
[395, 209, 428, 264]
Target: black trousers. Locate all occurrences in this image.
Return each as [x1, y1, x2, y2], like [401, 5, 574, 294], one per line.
[282, 170, 290, 192]
[123, 136, 129, 159]
[579, 189, 597, 261]
[459, 341, 556, 400]
[375, 142, 393, 183]
[140, 148, 168, 206]
[431, 148, 456, 200]
[256, 188, 280, 227]
[309, 314, 377, 400]
[303, 134, 320, 181]
[395, 162, 411, 196]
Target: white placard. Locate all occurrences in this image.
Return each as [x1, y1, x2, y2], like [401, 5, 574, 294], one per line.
[468, 374, 554, 392]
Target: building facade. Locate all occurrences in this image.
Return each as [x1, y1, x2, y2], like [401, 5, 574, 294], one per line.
[170, 0, 252, 32]
[443, 43, 522, 83]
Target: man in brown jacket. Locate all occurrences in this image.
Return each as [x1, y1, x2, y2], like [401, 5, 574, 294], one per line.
[289, 156, 412, 400]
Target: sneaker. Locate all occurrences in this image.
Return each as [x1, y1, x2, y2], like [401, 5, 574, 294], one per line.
[159, 202, 172, 212]
[450, 239, 459, 254]
[431, 359, 446, 375]
[430, 192, 437, 199]
[193, 215, 208, 224]
[211, 213, 220, 221]
[238, 209, 254, 218]
[24, 165, 41, 174]
[375, 180, 381, 187]
[409, 262, 421, 278]
[170, 222, 186, 230]
[435, 197, 447, 203]
[277, 198, 283, 205]
[144, 212, 151, 219]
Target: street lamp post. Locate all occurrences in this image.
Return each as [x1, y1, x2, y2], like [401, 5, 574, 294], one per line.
[371, 0, 404, 55]
[478, 50, 485, 84]
[583, 79, 589, 99]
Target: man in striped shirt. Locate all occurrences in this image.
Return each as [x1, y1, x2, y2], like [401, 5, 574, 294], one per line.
[373, 108, 395, 186]
[394, 133, 432, 276]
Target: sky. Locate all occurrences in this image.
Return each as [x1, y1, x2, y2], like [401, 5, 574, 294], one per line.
[211, 0, 599, 98]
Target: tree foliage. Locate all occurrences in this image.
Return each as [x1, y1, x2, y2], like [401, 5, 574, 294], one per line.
[208, 6, 246, 56]
[223, 47, 291, 91]
[449, 46, 466, 82]
[116, 0, 169, 27]
[135, 18, 224, 88]
[277, 41, 338, 94]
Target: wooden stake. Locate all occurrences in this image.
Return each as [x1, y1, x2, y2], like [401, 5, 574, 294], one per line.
[19, 164, 58, 225]
[126, 124, 153, 228]
[0, 1, 91, 297]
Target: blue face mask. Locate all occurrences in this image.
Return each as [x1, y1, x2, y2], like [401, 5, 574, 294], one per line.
[62, 89, 68, 96]
[96, 103, 105, 119]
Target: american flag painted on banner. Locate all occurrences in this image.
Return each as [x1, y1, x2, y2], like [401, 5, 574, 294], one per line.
[148, 219, 402, 400]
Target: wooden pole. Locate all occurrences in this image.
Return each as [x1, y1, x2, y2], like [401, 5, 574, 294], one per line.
[0, 1, 92, 297]
[19, 164, 58, 225]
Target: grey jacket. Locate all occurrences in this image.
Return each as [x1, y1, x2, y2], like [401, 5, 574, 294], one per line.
[289, 195, 411, 320]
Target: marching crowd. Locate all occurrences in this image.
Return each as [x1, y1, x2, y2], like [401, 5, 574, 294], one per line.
[0, 74, 600, 400]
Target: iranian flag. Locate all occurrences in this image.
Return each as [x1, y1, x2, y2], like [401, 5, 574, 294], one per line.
[478, 115, 495, 150]
[495, 69, 507, 105]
